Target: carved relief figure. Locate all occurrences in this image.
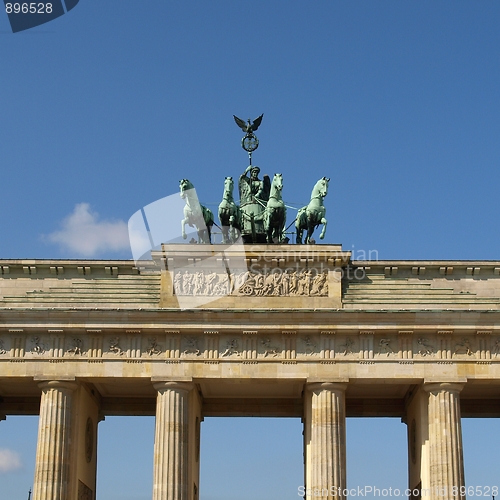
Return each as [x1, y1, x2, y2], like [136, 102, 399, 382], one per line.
[184, 337, 201, 356]
[339, 338, 354, 356]
[182, 270, 193, 295]
[297, 270, 312, 295]
[455, 338, 474, 356]
[289, 271, 298, 295]
[108, 337, 124, 355]
[214, 274, 230, 295]
[205, 271, 218, 295]
[493, 339, 500, 357]
[310, 271, 328, 296]
[173, 272, 183, 296]
[193, 272, 205, 296]
[417, 338, 435, 357]
[261, 338, 280, 357]
[281, 270, 291, 295]
[146, 337, 162, 356]
[302, 336, 317, 355]
[31, 337, 45, 354]
[232, 271, 249, 293]
[221, 339, 240, 357]
[67, 338, 83, 355]
[262, 273, 276, 295]
[379, 339, 393, 356]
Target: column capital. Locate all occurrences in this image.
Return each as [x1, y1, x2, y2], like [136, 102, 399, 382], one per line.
[37, 380, 79, 392]
[153, 380, 194, 393]
[423, 382, 465, 394]
[306, 381, 348, 393]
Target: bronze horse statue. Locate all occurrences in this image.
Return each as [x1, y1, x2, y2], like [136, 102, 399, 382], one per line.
[264, 173, 286, 243]
[218, 176, 241, 244]
[179, 179, 214, 244]
[295, 177, 329, 244]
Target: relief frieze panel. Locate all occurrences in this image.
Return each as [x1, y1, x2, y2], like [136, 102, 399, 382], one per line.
[1, 331, 500, 363]
[173, 269, 328, 297]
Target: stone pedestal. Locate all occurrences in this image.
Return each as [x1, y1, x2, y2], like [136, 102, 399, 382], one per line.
[32, 380, 78, 500]
[304, 382, 347, 498]
[424, 383, 465, 500]
[153, 381, 194, 500]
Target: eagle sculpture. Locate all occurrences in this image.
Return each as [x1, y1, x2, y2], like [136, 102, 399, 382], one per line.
[233, 114, 264, 134]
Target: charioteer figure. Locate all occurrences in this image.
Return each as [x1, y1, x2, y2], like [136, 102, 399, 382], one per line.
[239, 165, 269, 204]
[238, 165, 270, 243]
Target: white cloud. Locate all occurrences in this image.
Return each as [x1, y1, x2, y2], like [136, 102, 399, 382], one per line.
[0, 448, 22, 473]
[46, 203, 130, 257]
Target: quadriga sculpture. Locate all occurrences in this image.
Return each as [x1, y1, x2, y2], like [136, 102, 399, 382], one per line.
[295, 177, 329, 244]
[179, 179, 214, 244]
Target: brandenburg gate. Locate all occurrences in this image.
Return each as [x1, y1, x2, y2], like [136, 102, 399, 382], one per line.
[1, 244, 500, 500]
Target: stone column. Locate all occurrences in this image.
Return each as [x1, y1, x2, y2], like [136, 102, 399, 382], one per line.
[423, 383, 465, 500]
[153, 381, 193, 500]
[32, 380, 78, 500]
[305, 382, 347, 498]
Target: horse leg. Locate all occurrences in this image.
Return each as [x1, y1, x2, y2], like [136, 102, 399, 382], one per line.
[229, 214, 237, 243]
[319, 217, 327, 240]
[278, 218, 285, 243]
[296, 226, 303, 244]
[181, 218, 188, 240]
[295, 218, 302, 244]
[198, 229, 208, 244]
[267, 216, 276, 244]
[305, 217, 315, 244]
[221, 225, 229, 244]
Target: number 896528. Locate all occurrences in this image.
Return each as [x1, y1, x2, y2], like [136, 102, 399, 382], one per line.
[5, 3, 53, 14]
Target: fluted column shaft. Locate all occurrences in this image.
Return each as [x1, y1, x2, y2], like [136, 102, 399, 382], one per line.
[33, 380, 78, 500]
[424, 383, 465, 500]
[308, 382, 347, 498]
[153, 381, 193, 500]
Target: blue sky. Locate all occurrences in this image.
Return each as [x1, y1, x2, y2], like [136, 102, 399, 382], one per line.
[1, 1, 500, 499]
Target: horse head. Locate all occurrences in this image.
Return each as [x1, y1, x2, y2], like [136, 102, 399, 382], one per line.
[223, 176, 234, 196]
[272, 173, 283, 192]
[179, 178, 194, 199]
[315, 177, 329, 199]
